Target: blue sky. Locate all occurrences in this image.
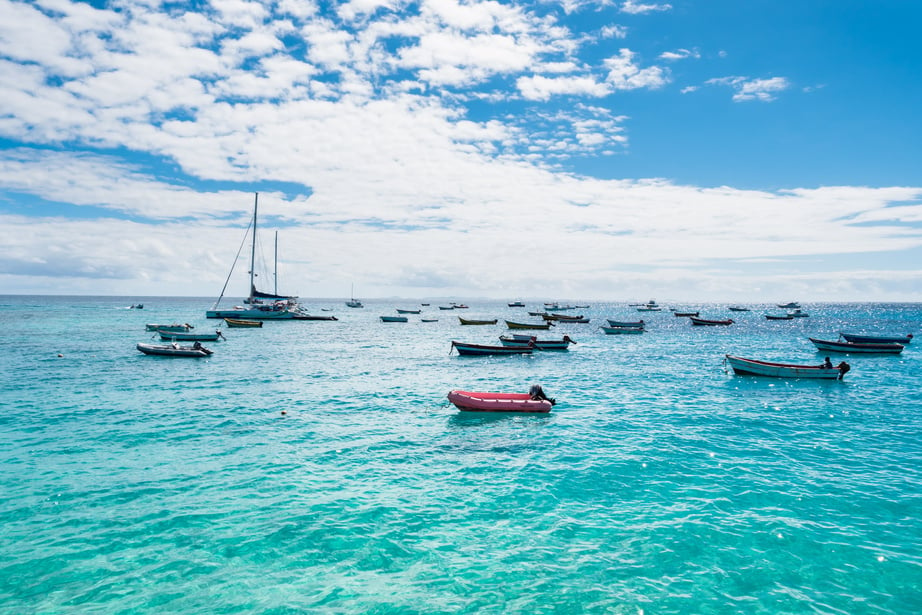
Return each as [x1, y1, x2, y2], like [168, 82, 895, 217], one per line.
[1, 0, 921, 301]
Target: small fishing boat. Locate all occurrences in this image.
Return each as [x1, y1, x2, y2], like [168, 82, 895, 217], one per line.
[839, 332, 913, 344]
[158, 329, 225, 342]
[728, 306, 750, 312]
[789, 309, 809, 318]
[543, 313, 585, 321]
[809, 338, 904, 354]
[396, 308, 422, 314]
[421, 318, 439, 322]
[145, 323, 193, 332]
[725, 355, 849, 379]
[293, 313, 339, 321]
[447, 389, 553, 413]
[689, 317, 734, 326]
[451, 303, 470, 309]
[451, 341, 534, 355]
[439, 305, 456, 310]
[606, 319, 645, 328]
[129, 303, 144, 309]
[459, 317, 498, 325]
[528, 311, 549, 317]
[765, 314, 794, 321]
[777, 302, 801, 309]
[499, 334, 576, 350]
[673, 311, 699, 317]
[600, 326, 644, 335]
[636, 306, 662, 312]
[507, 301, 526, 307]
[137, 342, 212, 357]
[505, 320, 554, 330]
[381, 315, 408, 323]
[224, 318, 263, 328]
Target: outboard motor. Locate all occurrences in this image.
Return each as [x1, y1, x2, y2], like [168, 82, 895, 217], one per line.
[837, 361, 851, 380]
[529, 384, 556, 406]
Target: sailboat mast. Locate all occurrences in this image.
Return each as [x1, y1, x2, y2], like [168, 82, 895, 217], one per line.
[274, 230, 278, 295]
[249, 192, 258, 297]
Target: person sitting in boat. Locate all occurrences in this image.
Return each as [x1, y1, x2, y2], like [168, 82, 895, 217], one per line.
[821, 357, 833, 369]
[193, 341, 203, 350]
[529, 384, 556, 406]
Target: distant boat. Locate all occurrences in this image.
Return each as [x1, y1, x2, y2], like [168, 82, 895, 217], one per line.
[728, 306, 750, 312]
[129, 303, 144, 309]
[450, 341, 534, 355]
[777, 302, 801, 309]
[294, 314, 339, 321]
[505, 320, 554, 330]
[606, 319, 644, 329]
[137, 342, 212, 357]
[447, 390, 552, 413]
[809, 337, 904, 354]
[499, 334, 576, 350]
[725, 355, 848, 379]
[224, 318, 262, 328]
[507, 301, 526, 307]
[839, 332, 913, 344]
[439, 305, 455, 310]
[145, 323, 193, 332]
[600, 326, 644, 335]
[789, 309, 809, 318]
[765, 314, 794, 321]
[380, 315, 408, 323]
[157, 329, 225, 342]
[459, 317, 498, 325]
[673, 311, 699, 317]
[636, 306, 662, 312]
[543, 313, 587, 322]
[396, 308, 422, 314]
[690, 317, 733, 326]
[346, 284, 363, 308]
[421, 318, 439, 322]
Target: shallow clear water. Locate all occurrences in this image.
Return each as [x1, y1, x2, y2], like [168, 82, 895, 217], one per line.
[1, 297, 920, 613]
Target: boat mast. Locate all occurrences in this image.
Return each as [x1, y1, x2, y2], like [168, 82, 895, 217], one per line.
[249, 192, 258, 298]
[274, 230, 278, 296]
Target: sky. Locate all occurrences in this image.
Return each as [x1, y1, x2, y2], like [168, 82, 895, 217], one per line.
[1, 0, 921, 302]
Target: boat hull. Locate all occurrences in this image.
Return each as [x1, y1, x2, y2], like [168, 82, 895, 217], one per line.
[809, 338, 904, 354]
[505, 320, 554, 330]
[459, 318, 498, 325]
[606, 320, 644, 328]
[380, 316, 408, 322]
[137, 343, 212, 357]
[206, 308, 295, 320]
[499, 335, 574, 350]
[726, 355, 845, 379]
[690, 317, 734, 326]
[451, 341, 533, 355]
[157, 330, 223, 341]
[600, 326, 644, 334]
[840, 332, 913, 344]
[224, 318, 262, 328]
[447, 390, 551, 413]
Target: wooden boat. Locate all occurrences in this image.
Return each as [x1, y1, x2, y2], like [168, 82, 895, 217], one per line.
[146, 323, 193, 332]
[507, 301, 525, 307]
[439, 305, 455, 310]
[137, 342, 212, 357]
[459, 317, 498, 325]
[690, 317, 733, 326]
[600, 326, 644, 335]
[528, 311, 549, 317]
[673, 311, 699, 317]
[505, 320, 554, 330]
[293, 314, 339, 321]
[543, 313, 584, 321]
[158, 329, 225, 342]
[421, 318, 439, 322]
[728, 306, 750, 312]
[224, 318, 262, 328]
[839, 332, 913, 344]
[451, 303, 470, 309]
[809, 337, 904, 354]
[451, 341, 534, 355]
[777, 302, 801, 309]
[725, 355, 848, 379]
[636, 306, 662, 312]
[447, 390, 552, 413]
[380, 315, 408, 323]
[498, 334, 576, 350]
[396, 308, 421, 314]
[606, 319, 644, 328]
[765, 314, 794, 320]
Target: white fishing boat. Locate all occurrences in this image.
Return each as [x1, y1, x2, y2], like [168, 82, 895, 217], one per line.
[137, 342, 213, 357]
[725, 355, 848, 379]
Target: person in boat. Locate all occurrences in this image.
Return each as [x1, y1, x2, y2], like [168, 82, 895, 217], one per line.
[529, 384, 556, 406]
[193, 341, 203, 350]
[821, 357, 833, 369]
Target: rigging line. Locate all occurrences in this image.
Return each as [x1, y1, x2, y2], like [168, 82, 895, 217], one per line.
[211, 218, 254, 309]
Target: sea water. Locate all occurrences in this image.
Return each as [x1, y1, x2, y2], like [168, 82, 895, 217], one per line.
[0, 296, 920, 613]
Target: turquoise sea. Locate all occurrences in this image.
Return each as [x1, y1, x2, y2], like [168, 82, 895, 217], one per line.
[1, 296, 920, 614]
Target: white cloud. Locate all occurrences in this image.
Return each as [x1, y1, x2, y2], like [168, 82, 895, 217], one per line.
[660, 48, 700, 61]
[517, 75, 609, 100]
[620, 1, 672, 15]
[604, 48, 669, 90]
[707, 76, 791, 102]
